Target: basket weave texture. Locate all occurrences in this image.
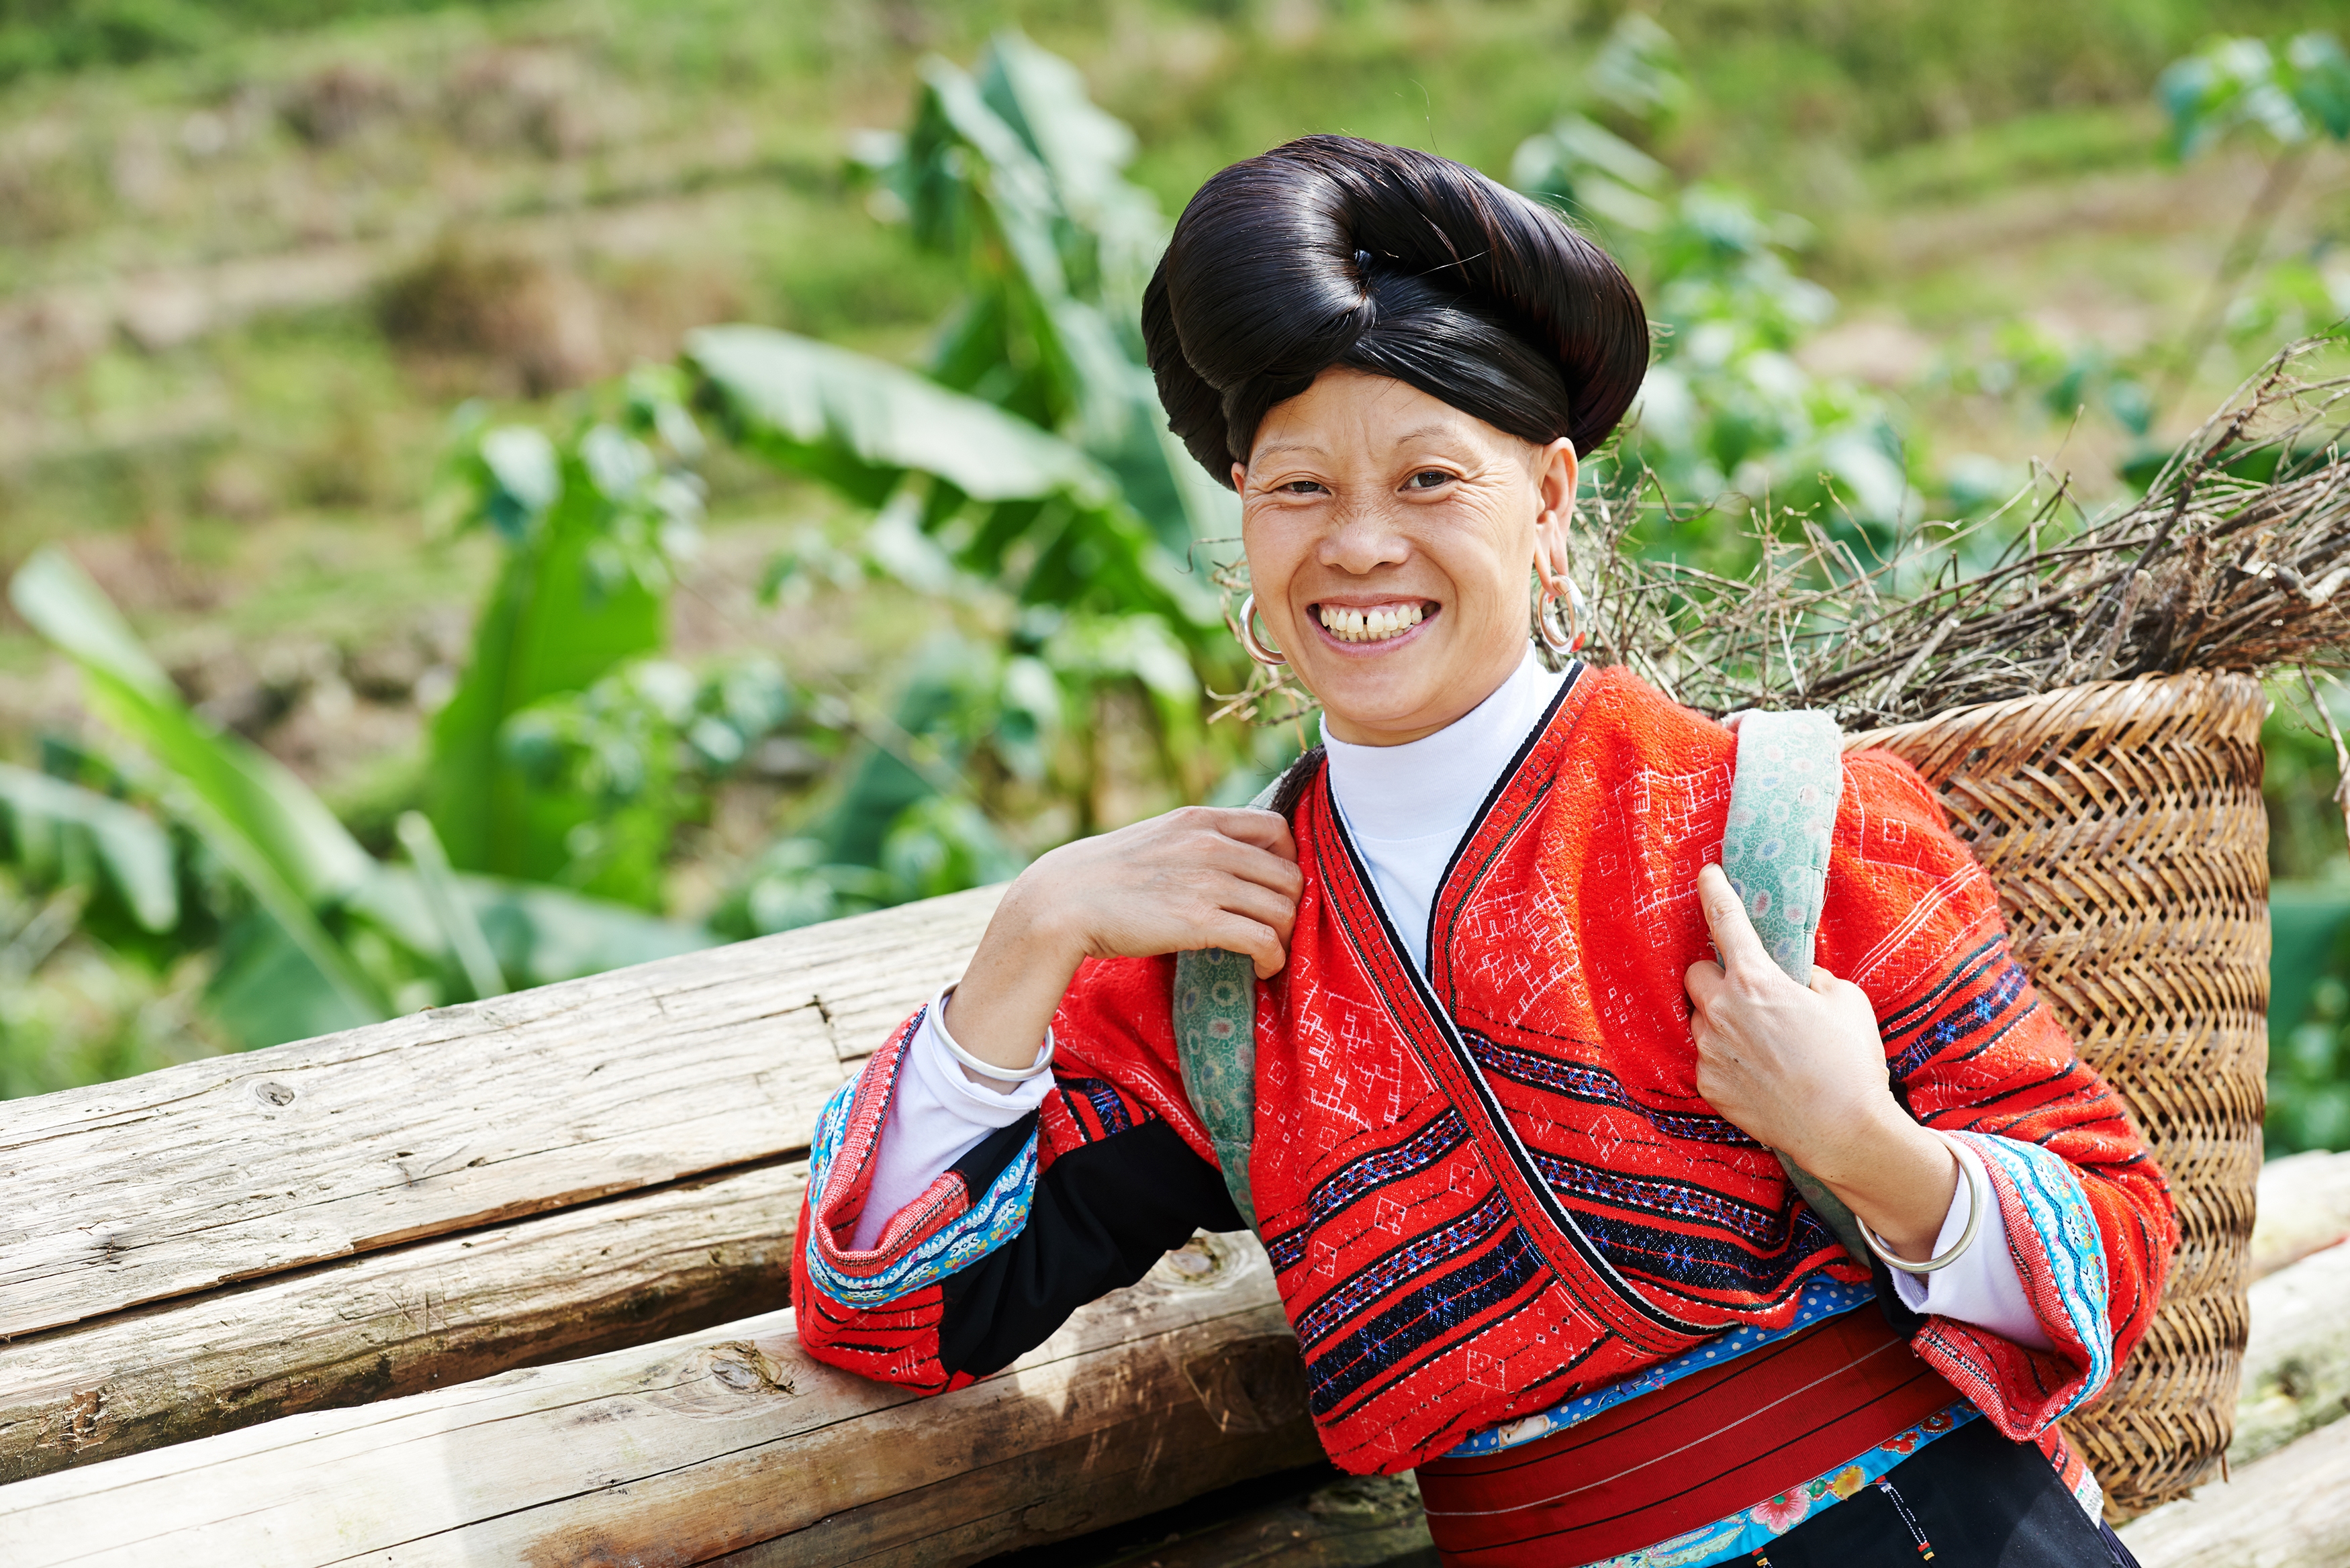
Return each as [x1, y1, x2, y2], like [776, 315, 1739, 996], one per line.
[1858, 671, 2269, 1519]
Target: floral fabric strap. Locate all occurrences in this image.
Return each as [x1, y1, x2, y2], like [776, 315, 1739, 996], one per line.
[1171, 771, 1289, 1235]
[1720, 709, 1842, 983]
[1722, 709, 1871, 1265]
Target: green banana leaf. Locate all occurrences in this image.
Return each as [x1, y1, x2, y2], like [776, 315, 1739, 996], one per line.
[9, 548, 386, 1028]
[0, 763, 177, 932]
[426, 427, 671, 901]
[686, 324, 1215, 632]
[889, 36, 1235, 561]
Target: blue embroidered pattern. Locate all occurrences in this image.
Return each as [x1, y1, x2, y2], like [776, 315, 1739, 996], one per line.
[1529, 1150, 1791, 1244]
[1443, 1276, 1875, 1457]
[804, 1078, 1042, 1307]
[1464, 1033, 1762, 1146]
[1307, 1225, 1546, 1417]
[1886, 959, 2030, 1079]
[1292, 1189, 1513, 1347]
[1951, 1130, 2112, 1413]
[1264, 1108, 1470, 1273]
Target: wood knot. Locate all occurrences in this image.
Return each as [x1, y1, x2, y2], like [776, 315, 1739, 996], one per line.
[249, 1080, 297, 1108]
[1149, 1232, 1238, 1289]
[707, 1340, 794, 1396]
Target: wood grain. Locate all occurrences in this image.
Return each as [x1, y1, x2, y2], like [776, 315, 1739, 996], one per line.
[2118, 1417, 2350, 1568]
[2251, 1150, 2350, 1281]
[0, 885, 998, 1342]
[0, 1232, 1315, 1568]
[2229, 1240, 2350, 1467]
[0, 1160, 805, 1484]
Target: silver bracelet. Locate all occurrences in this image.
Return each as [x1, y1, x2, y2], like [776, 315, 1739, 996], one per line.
[1857, 1130, 1987, 1275]
[929, 985, 1055, 1083]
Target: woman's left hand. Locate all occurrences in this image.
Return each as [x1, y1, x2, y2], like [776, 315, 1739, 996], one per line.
[1685, 863, 1958, 1259]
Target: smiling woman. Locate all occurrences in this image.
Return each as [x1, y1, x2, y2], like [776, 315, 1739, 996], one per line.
[1233, 369, 1576, 744]
[790, 137, 2171, 1568]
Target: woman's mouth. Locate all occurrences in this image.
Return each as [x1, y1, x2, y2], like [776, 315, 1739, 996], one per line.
[1314, 600, 1436, 645]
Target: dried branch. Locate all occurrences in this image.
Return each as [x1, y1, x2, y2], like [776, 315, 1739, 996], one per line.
[1205, 338, 2350, 730]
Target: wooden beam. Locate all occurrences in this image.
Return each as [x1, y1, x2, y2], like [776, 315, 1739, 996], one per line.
[2251, 1150, 2350, 1280]
[0, 1160, 804, 1484]
[2230, 1239, 2350, 1467]
[0, 1232, 1319, 1568]
[0, 885, 998, 1342]
[2118, 1416, 2350, 1568]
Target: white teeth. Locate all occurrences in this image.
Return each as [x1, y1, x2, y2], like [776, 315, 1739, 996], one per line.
[1317, 603, 1425, 643]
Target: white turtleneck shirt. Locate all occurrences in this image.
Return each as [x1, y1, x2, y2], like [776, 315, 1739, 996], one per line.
[845, 650, 2047, 1349]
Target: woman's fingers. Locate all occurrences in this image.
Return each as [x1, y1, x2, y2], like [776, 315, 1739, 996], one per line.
[1205, 913, 1288, 979]
[1217, 806, 1301, 863]
[1215, 877, 1299, 947]
[1685, 957, 1726, 1010]
[1207, 837, 1306, 899]
[1693, 863, 1773, 976]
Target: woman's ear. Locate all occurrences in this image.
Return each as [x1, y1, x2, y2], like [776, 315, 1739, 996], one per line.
[1535, 438, 1579, 523]
[1231, 460, 1248, 493]
[1532, 438, 1579, 591]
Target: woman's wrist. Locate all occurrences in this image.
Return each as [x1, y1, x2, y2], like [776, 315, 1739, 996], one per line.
[1807, 1104, 1960, 1263]
[939, 875, 1087, 1090]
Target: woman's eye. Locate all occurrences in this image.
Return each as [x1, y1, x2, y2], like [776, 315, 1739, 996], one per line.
[1280, 479, 1327, 495]
[1405, 470, 1453, 490]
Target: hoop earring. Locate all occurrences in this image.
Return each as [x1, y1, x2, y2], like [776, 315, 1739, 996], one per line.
[1533, 573, 1585, 654]
[1237, 593, 1287, 667]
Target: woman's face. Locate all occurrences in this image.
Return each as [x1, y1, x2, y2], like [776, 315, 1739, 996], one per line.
[1237, 369, 1577, 746]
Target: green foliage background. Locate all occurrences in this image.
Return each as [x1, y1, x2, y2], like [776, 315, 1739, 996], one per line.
[3, 0, 2349, 1162]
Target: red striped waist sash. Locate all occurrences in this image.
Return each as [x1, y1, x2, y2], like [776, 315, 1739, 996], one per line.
[1415, 1306, 1955, 1567]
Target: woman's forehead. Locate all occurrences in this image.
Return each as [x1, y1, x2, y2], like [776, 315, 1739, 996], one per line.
[1250, 371, 1523, 463]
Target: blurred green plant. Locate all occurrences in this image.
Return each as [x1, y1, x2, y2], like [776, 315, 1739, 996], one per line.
[678, 32, 1264, 934]
[1510, 16, 1920, 542]
[3, 546, 713, 1058]
[426, 369, 708, 907]
[2263, 677, 2350, 1157]
[2155, 32, 2350, 407]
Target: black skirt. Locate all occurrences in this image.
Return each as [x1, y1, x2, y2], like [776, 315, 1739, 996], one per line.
[1744, 1420, 2139, 1567]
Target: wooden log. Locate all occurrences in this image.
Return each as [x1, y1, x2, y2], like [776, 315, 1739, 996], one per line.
[2117, 1416, 2350, 1567]
[2229, 1239, 2350, 1467]
[1027, 1473, 1440, 1568]
[0, 1160, 804, 1483]
[2251, 1150, 2350, 1281]
[0, 1232, 1318, 1568]
[0, 885, 996, 1343]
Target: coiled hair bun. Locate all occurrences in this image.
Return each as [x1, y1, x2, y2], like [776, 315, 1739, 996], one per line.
[1143, 135, 1648, 487]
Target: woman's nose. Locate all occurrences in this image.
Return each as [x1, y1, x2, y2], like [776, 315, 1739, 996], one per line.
[1317, 500, 1409, 574]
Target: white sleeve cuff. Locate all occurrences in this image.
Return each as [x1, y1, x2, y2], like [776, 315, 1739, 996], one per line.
[845, 1003, 1053, 1251]
[1890, 1138, 2055, 1351]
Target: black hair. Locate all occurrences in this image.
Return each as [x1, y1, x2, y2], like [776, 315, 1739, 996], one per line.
[1143, 135, 1649, 485]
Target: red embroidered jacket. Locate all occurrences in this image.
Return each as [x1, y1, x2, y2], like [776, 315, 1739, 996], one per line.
[793, 665, 2177, 1475]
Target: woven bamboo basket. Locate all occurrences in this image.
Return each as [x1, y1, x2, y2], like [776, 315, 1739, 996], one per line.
[1857, 670, 2269, 1519]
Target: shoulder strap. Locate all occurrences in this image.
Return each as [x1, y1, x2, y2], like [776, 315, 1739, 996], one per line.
[1722, 710, 1842, 983]
[1723, 711, 1870, 1262]
[1171, 769, 1295, 1236]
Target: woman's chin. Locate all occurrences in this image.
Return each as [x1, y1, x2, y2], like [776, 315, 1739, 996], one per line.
[1302, 657, 1448, 742]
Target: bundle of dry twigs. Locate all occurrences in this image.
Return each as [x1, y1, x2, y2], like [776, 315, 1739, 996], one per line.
[1210, 338, 2350, 732]
[1573, 339, 2350, 729]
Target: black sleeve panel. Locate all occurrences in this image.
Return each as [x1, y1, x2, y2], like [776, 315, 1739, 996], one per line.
[937, 1118, 1247, 1378]
[951, 1112, 1042, 1195]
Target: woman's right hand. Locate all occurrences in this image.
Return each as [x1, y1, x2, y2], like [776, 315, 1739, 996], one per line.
[941, 807, 1302, 1086]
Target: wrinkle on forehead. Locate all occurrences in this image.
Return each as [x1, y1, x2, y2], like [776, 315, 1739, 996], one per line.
[1248, 371, 1532, 470]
